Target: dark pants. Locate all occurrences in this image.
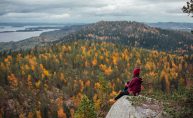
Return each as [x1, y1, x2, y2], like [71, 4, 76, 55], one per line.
[114, 90, 129, 100]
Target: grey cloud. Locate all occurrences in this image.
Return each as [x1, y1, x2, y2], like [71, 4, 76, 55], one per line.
[0, 0, 107, 14]
[0, 0, 192, 23]
[142, 0, 183, 3]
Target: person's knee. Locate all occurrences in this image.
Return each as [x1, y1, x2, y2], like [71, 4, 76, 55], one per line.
[120, 91, 124, 95]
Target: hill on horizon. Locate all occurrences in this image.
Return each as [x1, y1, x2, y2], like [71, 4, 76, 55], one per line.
[56, 21, 193, 55]
[0, 21, 193, 55]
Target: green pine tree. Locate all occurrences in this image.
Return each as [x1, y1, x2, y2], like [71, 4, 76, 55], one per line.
[74, 95, 97, 118]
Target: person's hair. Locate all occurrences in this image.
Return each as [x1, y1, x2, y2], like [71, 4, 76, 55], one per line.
[133, 73, 139, 78]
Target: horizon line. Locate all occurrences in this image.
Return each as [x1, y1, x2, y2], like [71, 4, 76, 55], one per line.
[0, 20, 193, 24]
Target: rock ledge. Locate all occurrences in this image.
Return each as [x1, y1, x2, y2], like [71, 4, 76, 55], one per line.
[106, 95, 166, 118]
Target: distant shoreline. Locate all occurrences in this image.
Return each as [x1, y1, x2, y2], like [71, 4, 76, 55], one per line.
[0, 27, 60, 42]
[0, 26, 63, 33]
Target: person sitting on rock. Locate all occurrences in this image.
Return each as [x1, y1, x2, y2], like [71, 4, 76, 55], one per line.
[114, 67, 143, 100]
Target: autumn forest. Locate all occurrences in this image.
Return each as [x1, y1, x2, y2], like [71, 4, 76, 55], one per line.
[0, 39, 192, 117]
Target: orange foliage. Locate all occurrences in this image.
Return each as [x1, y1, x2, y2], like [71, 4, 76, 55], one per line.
[94, 82, 100, 89]
[149, 72, 157, 78]
[39, 64, 50, 78]
[72, 93, 83, 107]
[8, 74, 18, 88]
[4, 58, 9, 63]
[105, 51, 109, 57]
[0, 40, 192, 117]
[28, 112, 33, 118]
[27, 75, 33, 89]
[60, 73, 65, 81]
[100, 64, 113, 76]
[56, 97, 64, 107]
[99, 55, 104, 60]
[104, 66, 113, 76]
[35, 80, 41, 89]
[4, 56, 12, 66]
[31, 65, 35, 71]
[109, 82, 115, 90]
[57, 107, 66, 118]
[160, 69, 170, 93]
[36, 110, 42, 118]
[99, 64, 107, 71]
[62, 45, 71, 52]
[93, 94, 101, 111]
[19, 113, 25, 118]
[121, 52, 129, 61]
[16, 54, 22, 62]
[43, 69, 49, 77]
[84, 61, 90, 67]
[112, 53, 119, 65]
[25, 64, 30, 71]
[79, 80, 84, 92]
[85, 80, 91, 87]
[110, 90, 118, 97]
[145, 61, 155, 70]
[105, 58, 109, 63]
[40, 64, 44, 70]
[28, 57, 37, 71]
[92, 58, 97, 66]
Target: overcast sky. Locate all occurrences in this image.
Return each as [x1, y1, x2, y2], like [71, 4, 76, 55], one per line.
[0, 0, 192, 23]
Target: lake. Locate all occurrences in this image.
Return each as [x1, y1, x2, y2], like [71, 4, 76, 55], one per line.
[0, 25, 62, 42]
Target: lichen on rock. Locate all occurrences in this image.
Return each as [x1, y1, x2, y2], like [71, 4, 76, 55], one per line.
[106, 95, 168, 118]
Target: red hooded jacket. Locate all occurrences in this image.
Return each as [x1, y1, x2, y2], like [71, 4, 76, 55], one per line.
[125, 77, 143, 95]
